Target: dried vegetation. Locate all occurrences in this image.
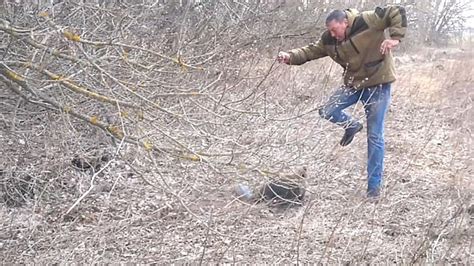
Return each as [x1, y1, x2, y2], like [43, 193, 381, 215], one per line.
[0, 1, 472, 263]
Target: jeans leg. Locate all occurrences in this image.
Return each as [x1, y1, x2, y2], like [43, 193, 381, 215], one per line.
[361, 83, 391, 195]
[319, 86, 362, 127]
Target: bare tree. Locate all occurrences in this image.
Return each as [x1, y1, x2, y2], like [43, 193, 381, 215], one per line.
[410, 0, 471, 45]
[0, 0, 471, 264]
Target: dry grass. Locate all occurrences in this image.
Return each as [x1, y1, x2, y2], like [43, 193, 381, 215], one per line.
[1, 45, 473, 263]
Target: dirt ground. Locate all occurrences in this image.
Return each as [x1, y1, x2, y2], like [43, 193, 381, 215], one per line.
[0, 47, 472, 263]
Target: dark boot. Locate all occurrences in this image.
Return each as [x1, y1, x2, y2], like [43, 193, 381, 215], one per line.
[340, 122, 363, 146]
[367, 187, 381, 198]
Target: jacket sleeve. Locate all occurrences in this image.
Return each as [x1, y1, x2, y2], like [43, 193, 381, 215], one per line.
[364, 5, 407, 40]
[287, 38, 327, 65]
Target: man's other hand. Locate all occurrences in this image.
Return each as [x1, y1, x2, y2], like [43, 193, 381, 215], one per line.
[277, 51, 290, 64]
[380, 39, 400, 55]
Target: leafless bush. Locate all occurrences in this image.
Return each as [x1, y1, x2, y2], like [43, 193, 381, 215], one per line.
[0, 0, 471, 264]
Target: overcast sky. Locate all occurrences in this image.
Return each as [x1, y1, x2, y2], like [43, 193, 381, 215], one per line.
[466, 2, 474, 28]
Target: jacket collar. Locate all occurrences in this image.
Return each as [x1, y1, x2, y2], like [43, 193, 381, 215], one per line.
[344, 8, 359, 39]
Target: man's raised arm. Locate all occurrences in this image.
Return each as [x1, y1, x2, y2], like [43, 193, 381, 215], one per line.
[364, 6, 407, 54]
[277, 38, 328, 65]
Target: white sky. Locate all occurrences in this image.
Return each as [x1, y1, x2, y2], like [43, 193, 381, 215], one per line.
[466, 2, 474, 28]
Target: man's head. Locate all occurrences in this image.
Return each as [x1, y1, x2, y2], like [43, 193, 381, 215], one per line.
[326, 9, 348, 41]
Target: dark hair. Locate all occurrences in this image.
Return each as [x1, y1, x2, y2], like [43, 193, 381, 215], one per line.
[326, 9, 347, 25]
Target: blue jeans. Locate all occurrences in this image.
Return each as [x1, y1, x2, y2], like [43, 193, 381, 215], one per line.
[319, 83, 391, 194]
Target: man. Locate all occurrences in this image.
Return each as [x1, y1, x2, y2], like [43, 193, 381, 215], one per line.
[277, 6, 407, 197]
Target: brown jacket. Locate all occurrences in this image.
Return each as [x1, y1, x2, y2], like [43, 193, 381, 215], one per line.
[288, 6, 407, 89]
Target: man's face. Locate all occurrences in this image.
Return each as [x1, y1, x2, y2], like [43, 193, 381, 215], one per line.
[327, 19, 348, 41]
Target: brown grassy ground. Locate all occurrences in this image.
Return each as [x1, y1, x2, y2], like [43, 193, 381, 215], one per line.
[0, 47, 472, 263]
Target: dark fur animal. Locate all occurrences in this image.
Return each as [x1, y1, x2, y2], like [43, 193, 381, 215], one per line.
[255, 166, 307, 206]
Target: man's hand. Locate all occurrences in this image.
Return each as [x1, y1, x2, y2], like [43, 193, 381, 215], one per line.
[277, 51, 290, 64]
[380, 39, 400, 55]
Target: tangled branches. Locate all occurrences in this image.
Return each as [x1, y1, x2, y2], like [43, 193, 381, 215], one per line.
[0, 1, 332, 208]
